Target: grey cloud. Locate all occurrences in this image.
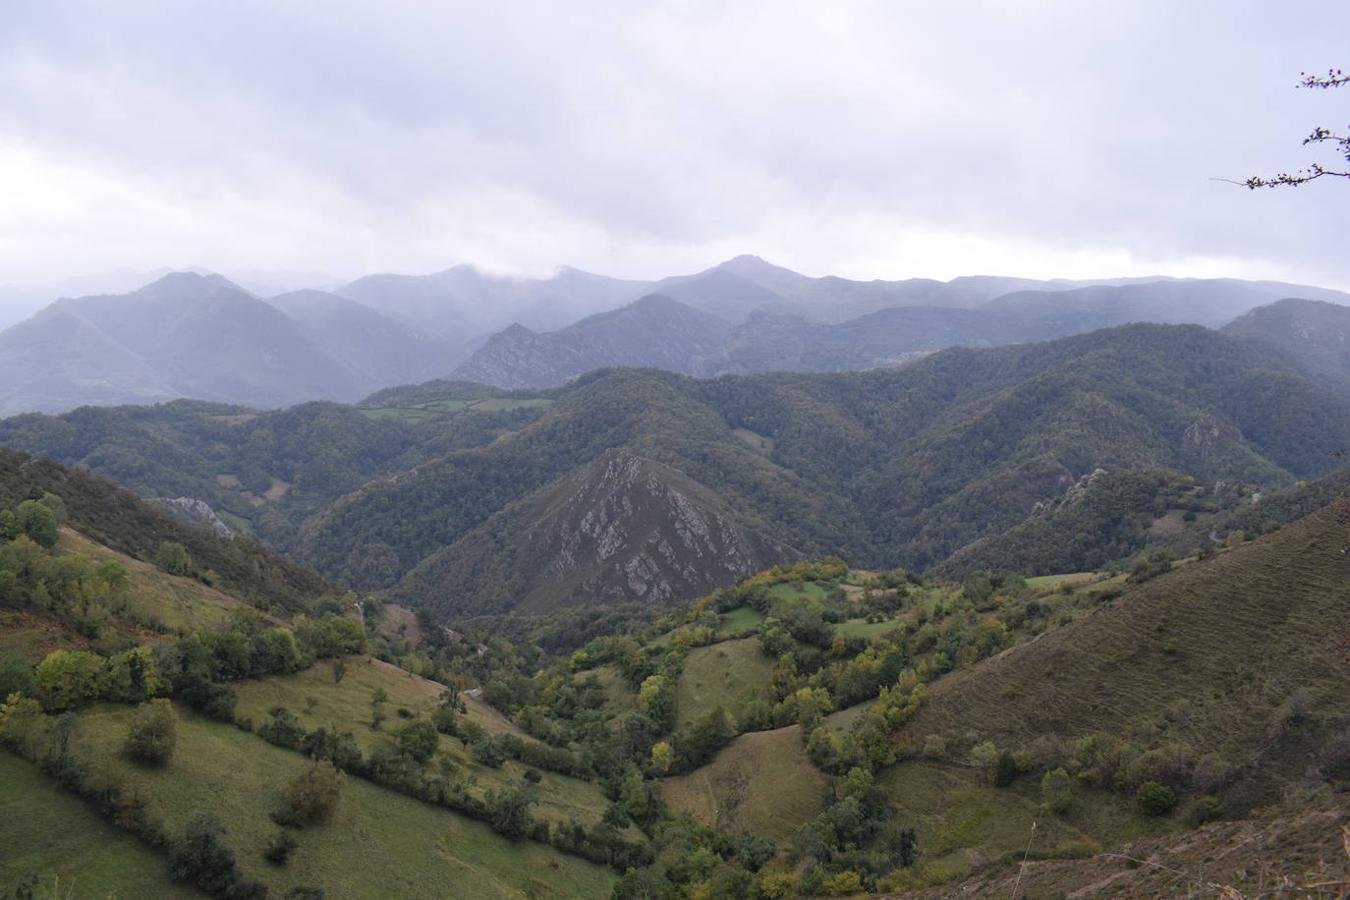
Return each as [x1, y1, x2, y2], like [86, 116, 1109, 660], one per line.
[0, 0, 1347, 294]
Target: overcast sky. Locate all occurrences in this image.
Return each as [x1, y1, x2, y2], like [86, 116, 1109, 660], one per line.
[1, 0, 1347, 300]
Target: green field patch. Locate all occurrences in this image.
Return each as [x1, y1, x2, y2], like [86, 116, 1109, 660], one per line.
[662, 725, 826, 843]
[766, 581, 828, 607]
[0, 752, 201, 898]
[731, 428, 775, 454]
[832, 618, 898, 641]
[73, 705, 615, 899]
[471, 397, 554, 412]
[1025, 572, 1099, 593]
[587, 664, 639, 714]
[357, 396, 552, 424]
[675, 638, 774, 729]
[821, 697, 878, 736]
[716, 606, 765, 637]
[231, 657, 615, 831]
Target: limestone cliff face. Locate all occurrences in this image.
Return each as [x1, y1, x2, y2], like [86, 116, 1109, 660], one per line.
[151, 496, 235, 537]
[395, 448, 796, 616]
[520, 449, 788, 607]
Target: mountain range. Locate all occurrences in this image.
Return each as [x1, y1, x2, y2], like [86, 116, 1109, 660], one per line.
[3, 256, 1348, 415]
[3, 316, 1348, 619]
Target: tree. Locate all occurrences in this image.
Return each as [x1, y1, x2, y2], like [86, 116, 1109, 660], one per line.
[993, 750, 1019, 787]
[14, 500, 58, 549]
[169, 813, 257, 896]
[650, 740, 674, 774]
[485, 785, 535, 839]
[264, 829, 298, 865]
[277, 760, 344, 826]
[1040, 766, 1073, 814]
[1245, 68, 1349, 188]
[369, 687, 388, 730]
[396, 719, 439, 763]
[125, 699, 178, 764]
[1135, 780, 1178, 816]
[155, 541, 191, 575]
[35, 649, 105, 710]
[105, 646, 161, 703]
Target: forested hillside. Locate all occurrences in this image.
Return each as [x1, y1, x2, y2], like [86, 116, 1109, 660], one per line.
[2, 324, 1347, 620]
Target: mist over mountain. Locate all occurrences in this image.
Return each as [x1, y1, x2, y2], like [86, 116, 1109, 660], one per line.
[3, 258, 1347, 417]
[267, 289, 453, 391]
[454, 271, 1350, 389]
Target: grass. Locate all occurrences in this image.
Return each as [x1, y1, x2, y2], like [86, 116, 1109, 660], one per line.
[231, 657, 617, 831]
[821, 697, 878, 736]
[58, 527, 244, 634]
[586, 665, 638, 714]
[357, 397, 552, 424]
[0, 752, 201, 899]
[731, 428, 775, 454]
[716, 606, 765, 637]
[1024, 572, 1099, 592]
[832, 618, 899, 641]
[766, 581, 828, 608]
[902, 498, 1350, 800]
[662, 725, 827, 842]
[675, 638, 774, 729]
[74, 704, 617, 899]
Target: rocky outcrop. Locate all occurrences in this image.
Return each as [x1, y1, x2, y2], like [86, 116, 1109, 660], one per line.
[1030, 467, 1108, 518]
[151, 497, 235, 537]
[522, 449, 791, 606]
[395, 448, 796, 615]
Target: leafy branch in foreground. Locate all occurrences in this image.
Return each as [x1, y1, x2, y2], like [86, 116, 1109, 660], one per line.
[1244, 68, 1348, 188]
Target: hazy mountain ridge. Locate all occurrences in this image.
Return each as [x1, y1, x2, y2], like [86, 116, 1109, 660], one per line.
[5, 259, 1348, 412]
[452, 295, 734, 389]
[454, 275, 1350, 389]
[1221, 297, 1350, 396]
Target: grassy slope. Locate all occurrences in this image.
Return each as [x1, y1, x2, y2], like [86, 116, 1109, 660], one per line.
[675, 638, 774, 729]
[75, 705, 616, 899]
[1, 526, 267, 663]
[893, 798, 1350, 899]
[662, 725, 827, 843]
[0, 753, 202, 899]
[58, 527, 244, 633]
[232, 656, 616, 831]
[901, 497, 1350, 795]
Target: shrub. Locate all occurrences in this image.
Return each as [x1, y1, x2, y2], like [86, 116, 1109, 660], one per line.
[276, 760, 344, 826]
[35, 649, 105, 710]
[396, 720, 440, 763]
[822, 870, 864, 895]
[1040, 767, 1073, 814]
[471, 736, 506, 768]
[124, 699, 178, 765]
[1185, 795, 1222, 828]
[993, 750, 1018, 787]
[485, 785, 535, 839]
[922, 734, 946, 758]
[168, 813, 265, 898]
[1135, 780, 1177, 816]
[155, 541, 191, 576]
[258, 707, 307, 750]
[430, 706, 458, 736]
[264, 829, 298, 864]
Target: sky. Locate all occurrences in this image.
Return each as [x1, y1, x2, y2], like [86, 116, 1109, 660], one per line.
[1, 0, 1348, 305]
